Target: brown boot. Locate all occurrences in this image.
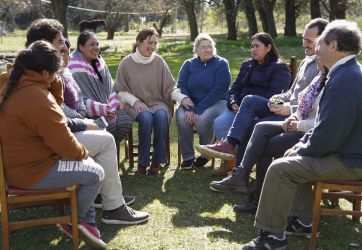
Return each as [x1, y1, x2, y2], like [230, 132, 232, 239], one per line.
[212, 159, 236, 176]
[148, 162, 160, 174]
[136, 165, 147, 174]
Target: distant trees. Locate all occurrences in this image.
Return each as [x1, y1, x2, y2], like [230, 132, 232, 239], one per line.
[182, 0, 199, 41]
[50, 0, 69, 37]
[2, 0, 362, 42]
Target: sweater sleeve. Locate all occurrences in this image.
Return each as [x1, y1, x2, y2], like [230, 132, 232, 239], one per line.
[195, 59, 231, 114]
[297, 87, 358, 157]
[177, 60, 192, 98]
[48, 75, 64, 105]
[20, 88, 87, 160]
[227, 62, 248, 109]
[67, 118, 87, 132]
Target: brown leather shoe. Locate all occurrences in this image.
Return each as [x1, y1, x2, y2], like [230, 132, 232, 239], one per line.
[148, 162, 160, 174]
[212, 159, 236, 176]
[195, 140, 236, 160]
[137, 165, 147, 174]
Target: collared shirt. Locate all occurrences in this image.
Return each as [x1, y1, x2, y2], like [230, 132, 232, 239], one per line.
[327, 55, 356, 80]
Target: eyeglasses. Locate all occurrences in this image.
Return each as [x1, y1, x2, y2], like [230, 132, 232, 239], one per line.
[199, 45, 213, 51]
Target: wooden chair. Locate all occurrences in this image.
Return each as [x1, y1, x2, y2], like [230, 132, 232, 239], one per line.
[310, 180, 362, 250]
[288, 56, 297, 86]
[0, 144, 79, 250]
[124, 126, 171, 169]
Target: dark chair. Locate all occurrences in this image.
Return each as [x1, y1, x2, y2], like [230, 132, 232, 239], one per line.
[288, 56, 297, 86]
[310, 180, 362, 250]
[0, 143, 79, 250]
[124, 126, 171, 169]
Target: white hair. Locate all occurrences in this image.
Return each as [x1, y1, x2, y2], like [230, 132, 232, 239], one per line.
[193, 33, 217, 57]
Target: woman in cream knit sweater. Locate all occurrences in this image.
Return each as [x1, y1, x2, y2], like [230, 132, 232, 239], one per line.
[115, 28, 192, 174]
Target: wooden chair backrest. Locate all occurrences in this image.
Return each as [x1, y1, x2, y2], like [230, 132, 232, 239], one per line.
[288, 56, 297, 87]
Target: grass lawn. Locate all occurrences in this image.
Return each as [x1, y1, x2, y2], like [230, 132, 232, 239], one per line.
[1, 31, 361, 249]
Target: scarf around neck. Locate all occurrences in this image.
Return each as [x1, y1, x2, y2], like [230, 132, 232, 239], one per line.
[296, 70, 327, 120]
[131, 47, 156, 64]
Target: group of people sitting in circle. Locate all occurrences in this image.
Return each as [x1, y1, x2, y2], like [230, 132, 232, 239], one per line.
[0, 16, 361, 249]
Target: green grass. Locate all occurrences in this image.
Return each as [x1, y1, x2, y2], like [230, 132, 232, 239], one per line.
[1, 31, 362, 249]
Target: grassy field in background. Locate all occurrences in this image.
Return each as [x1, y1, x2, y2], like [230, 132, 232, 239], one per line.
[0, 30, 362, 249]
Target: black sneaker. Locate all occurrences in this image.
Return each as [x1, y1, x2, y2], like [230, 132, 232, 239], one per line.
[209, 167, 248, 193]
[192, 156, 209, 167]
[285, 218, 319, 238]
[94, 194, 135, 209]
[102, 205, 149, 225]
[180, 158, 194, 170]
[241, 231, 287, 250]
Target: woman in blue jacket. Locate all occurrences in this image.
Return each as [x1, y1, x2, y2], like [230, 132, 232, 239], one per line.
[176, 33, 231, 170]
[209, 32, 291, 175]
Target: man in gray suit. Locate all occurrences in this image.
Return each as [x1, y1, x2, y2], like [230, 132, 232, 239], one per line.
[241, 19, 362, 250]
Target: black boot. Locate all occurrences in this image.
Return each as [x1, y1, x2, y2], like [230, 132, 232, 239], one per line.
[209, 166, 249, 193]
[234, 190, 259, 213]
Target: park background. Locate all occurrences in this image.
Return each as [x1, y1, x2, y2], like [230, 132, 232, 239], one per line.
[0, 0, 362, 249]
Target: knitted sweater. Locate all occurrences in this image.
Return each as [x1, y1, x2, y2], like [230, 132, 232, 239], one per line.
[177, 55, 231, 115]
[0, 70, 87, 188]
[68, 49, 119, 118]
[115, 53, 177, 120]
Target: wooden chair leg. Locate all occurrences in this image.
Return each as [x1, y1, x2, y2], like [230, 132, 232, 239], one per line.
[1, 203, 10, 250]
[166, 129, 170, 166]
[177, 136, 181, 167]
[352, 191, 361, 222]
[127, 129, 134, 169]
[310, 183, 323, 250]
[70, 190, 79, 250]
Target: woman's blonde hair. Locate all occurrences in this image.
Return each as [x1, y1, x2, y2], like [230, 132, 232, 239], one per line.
[192, 33, 217, 57]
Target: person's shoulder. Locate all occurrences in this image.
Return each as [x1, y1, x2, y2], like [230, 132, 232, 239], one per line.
[213, 55, 229, 65]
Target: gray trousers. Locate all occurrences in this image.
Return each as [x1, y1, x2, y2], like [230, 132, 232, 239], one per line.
[176, 101, 226, 161]
[31, 158, 104, 224]
[255, 154, 362, 233]
[74, 130, 125, 210]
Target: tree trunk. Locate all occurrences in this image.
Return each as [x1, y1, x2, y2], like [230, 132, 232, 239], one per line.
[106, 27, 116, 40]
[255, 0, 268, 33]
[263, 0, 277, 38]
[153, 10, 169, 38]
[242, 0, 258, 38]
[329, 0, 347, 20]
[310, 0, 321, 18]
[284, 0, 296, 36]
[223, 0, 237, 40]
[182, 0, 198, 41]
[50, 0, 69, 38]
[123, 15, 129, 32]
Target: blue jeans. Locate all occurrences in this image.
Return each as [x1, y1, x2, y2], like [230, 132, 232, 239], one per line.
[227, 95, 275, 144]
[136, 108, 169, 167]
[31, 158, 104, 224]
[213, 109, 236, 140]
[176, 100, 226, 161]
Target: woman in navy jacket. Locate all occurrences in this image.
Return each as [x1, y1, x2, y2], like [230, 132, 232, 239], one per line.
[211, 32, 291, 175]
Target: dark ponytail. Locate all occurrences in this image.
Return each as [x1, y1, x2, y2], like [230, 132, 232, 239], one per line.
[0, 41, 62, 111]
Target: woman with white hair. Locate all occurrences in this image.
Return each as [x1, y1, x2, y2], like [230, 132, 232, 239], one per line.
[176, 33, 231, 170]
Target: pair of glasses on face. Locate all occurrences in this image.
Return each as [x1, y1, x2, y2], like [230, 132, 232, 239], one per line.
[199, 45, 213, 51]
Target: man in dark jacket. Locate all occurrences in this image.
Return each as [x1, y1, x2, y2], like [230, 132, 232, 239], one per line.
[241, 19, 362, 250]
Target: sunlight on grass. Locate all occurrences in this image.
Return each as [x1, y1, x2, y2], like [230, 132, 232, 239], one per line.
[1, 31, 362, 249]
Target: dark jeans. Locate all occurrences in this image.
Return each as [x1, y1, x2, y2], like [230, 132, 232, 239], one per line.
[136, 109, 169, 167]
[227, 95, 275, 144]
[240, 121, 304, 193]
